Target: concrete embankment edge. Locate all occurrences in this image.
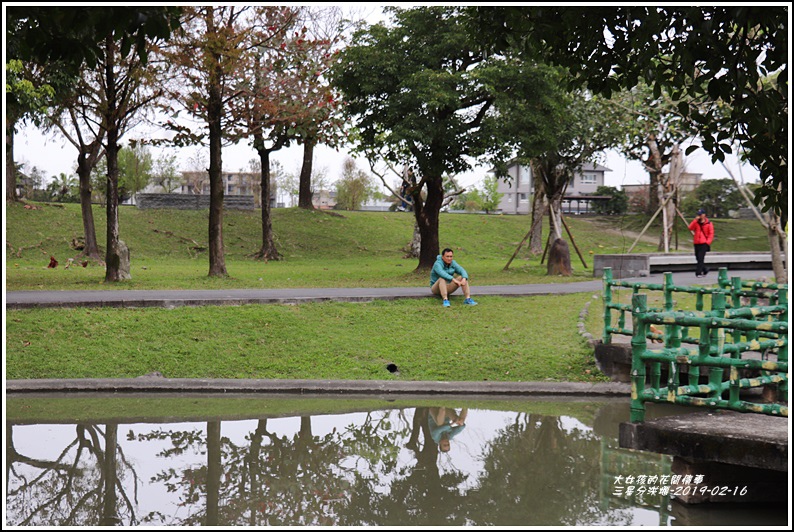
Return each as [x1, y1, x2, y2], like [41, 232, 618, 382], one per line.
[5, 378, 631, 396]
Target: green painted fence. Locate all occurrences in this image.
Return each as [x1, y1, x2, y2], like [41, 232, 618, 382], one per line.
[600, 267, 788, 422]
[628, 291, 787, 422]
[602, 267, 785, 345]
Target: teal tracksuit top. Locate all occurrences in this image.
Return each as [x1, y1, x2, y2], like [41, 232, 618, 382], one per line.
[430, 255, 468, 286]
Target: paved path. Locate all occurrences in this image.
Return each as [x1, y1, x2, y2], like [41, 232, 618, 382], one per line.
[5, 269, 775, 309]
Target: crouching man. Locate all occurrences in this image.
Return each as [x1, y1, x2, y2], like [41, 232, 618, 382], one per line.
[430, 248, 477, 307]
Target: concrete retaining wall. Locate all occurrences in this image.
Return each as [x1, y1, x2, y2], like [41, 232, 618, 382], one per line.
[593, 254, 652, 278]
[593, 252, 776, 278]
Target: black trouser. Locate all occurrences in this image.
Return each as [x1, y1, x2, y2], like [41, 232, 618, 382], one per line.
[694, 243, 709, 275]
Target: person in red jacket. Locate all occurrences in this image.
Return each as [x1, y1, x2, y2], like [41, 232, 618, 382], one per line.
[689, 208, 714, 277]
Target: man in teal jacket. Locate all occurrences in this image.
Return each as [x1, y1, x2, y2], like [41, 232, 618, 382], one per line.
[430, 248, 477, 307]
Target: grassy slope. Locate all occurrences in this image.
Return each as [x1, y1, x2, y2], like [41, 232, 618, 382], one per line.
[6, 294, 600, 381]
[5, 202, 769, 290]
[4, 202, 770, 382]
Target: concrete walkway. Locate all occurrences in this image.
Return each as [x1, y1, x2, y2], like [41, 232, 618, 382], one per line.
[5, 269, 775, 310]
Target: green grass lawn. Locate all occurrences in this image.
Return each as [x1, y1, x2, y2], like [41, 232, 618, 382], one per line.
[5, 202, 769, 290]
[4, 201, 771, 383]
[6, 294, 605, 382]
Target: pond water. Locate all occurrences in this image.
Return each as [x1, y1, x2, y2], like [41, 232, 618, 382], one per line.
[5, 394, 788, 527]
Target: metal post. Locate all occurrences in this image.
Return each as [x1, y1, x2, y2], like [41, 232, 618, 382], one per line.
[730, 277, 742, 309]
[712, 291, 727, 353]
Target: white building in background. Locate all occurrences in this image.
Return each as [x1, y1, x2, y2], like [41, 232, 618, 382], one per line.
[312, 189, 337, 210]
[495, 160, 612, 214]
[359, 196, 394, 212]
[496, 163, 534, 214]
[139, 171, 277, 207]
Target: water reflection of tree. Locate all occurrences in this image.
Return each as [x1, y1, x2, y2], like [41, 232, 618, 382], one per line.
[468, 414, 633, 526]
[135, 412, 404, 526]
[242, 416, 352, 526]
[9, 408, 650, 527]
[6, 422, 140, 526]
[338, 407, 469, 527]
[133, 424, 215, 525]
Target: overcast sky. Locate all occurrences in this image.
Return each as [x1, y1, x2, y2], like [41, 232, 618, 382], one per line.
[13, 118, 761, 192]
[9, 4, 761, 192]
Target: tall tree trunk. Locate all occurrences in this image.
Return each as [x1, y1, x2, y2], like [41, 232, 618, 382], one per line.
[205, 421, 221, 526]
[767, 214, 787, 283]
[100, 424, 118, 525]
[547, 237, 572, 276]
[297, 138, 316, 209]
[645, 133, 664, 217]
[76, 149, 101, 260]
[548, 194, 564, 241]
[255, 145, 280, 260]
[6, 113, 18, 203]
[299, 416, 313, 440]
[207, 46, 227, 277]
[248, 419, 267, 526]
[657, 192, 676, 251]
[103, 35, 127, 282]
[404, 222, 421, 258]
[104, 126, 125, 281]
[647, 171, 660, 216]
[657, 175, 669, 251]
[533, 157, 572, 274]
[657, 143, 681, 252]
[414, 175, 444, 270]
[6, 423, 14, 484]
[528, 189, 546, 255]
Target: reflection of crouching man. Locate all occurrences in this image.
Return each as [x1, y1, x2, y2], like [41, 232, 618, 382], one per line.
[428, 407, 468, 453]
[430, 248, 477, 307]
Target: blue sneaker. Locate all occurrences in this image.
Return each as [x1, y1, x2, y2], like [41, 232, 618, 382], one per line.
[464, 298, 478, 306]
[442, 299, 451, 307]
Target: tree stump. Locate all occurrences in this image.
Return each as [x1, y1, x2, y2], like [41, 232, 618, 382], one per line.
[547, 238, 572, 276]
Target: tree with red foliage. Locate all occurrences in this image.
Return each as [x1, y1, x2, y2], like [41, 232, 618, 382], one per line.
[232, 7, 347, 258]
[292, 7, 351, 210]
[157, 6, 259, 276]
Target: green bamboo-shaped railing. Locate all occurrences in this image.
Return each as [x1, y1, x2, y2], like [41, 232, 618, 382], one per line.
[603, 267, 786, 345]
[628, 291, 788, 422]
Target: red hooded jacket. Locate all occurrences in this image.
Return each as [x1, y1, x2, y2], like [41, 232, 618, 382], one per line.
[689, 216, 714, 245]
